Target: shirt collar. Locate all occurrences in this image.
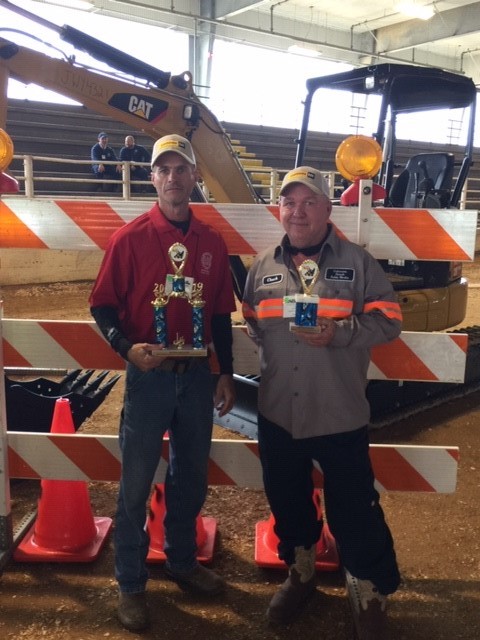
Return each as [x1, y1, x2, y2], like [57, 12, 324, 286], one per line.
[276, 223, 336, 259]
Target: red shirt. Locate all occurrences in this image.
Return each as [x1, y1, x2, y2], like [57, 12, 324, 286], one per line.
[89, 203, 235, 346]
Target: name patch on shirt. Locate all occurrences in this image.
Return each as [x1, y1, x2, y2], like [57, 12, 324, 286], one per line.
[325, 267, 355, 282]
[262, 273, 284, 286]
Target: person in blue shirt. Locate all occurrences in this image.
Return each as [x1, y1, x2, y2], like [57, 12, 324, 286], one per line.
[119, 135, 151, 192]
[91, 132, 121, 192]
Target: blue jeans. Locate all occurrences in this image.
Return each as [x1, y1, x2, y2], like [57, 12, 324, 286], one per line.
[115, 361, 214, 593]
[258, 414, 400, 595]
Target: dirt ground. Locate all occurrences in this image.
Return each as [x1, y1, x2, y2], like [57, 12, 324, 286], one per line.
[1, 261, 480, 640]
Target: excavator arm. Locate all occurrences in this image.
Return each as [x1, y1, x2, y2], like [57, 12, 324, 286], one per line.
[0, 32, 258, 204]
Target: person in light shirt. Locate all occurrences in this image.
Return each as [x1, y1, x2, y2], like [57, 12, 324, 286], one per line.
[242, 166, 402, 639]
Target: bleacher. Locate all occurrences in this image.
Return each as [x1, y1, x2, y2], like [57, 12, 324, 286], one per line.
[5, 98, 480, 206]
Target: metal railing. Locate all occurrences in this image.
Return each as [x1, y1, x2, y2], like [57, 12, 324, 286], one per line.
[12, 155, 152, 199]
[5, 153, 480, 209]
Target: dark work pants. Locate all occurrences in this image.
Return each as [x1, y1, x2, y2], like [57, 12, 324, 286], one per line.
[257, 414, 401, 595]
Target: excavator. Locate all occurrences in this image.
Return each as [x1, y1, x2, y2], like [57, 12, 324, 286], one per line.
[292, 64, 479, 427]
[295, 63, 477, 334]
[0, 0, 258, 206]
[0, 0, 478, 432]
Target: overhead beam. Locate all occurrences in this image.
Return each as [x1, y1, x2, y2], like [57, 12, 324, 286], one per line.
[57, 0, 477, 81]
[211, 0, 269, 20]
[375, 3, 480, 54]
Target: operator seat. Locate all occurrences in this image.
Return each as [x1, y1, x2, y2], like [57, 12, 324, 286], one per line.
[388, 152, 455, 208]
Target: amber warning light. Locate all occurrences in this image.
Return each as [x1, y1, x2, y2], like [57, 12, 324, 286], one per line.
[335, 135, 385, 205]
[0, 128, 19, 194]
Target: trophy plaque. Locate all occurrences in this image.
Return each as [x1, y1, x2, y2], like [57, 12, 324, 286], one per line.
[289, 259, 323, 334]
[151, 242, 208, 356]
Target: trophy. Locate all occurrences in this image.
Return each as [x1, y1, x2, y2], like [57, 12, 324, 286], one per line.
[151, 242, 207, 356]
[290, 259, 322, 333]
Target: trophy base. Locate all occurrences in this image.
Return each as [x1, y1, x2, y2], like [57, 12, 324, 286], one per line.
[289, 322, 324, 334]
[150, 345, 208, 357]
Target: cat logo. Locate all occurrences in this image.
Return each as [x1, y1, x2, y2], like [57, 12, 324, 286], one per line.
[108, 93, 170, 123]
[128, 95, 154, 119]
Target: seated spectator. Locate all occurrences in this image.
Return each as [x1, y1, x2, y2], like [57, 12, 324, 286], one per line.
[119, 135, 151, 192]
[91, 132, 121, 192]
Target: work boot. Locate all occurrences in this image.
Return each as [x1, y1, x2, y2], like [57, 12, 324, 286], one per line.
[117, 591, 150, 632]
[267, 545, 316, 625]
[165, 563, 226, 596]
[345, 569, 388, 640]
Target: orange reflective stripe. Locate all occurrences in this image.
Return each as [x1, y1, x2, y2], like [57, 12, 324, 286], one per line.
[317, 298, 353, 318]
[364, 300, 403, 321]
[256, 297, 354, 320]
[257, 298, 284, 319]
[247, 298, 401, 322]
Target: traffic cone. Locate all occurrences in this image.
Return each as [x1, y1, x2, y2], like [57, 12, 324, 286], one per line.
[146, 484, 217, 564]
[255, 489, 340, 571]
[14, 398, 112, 562]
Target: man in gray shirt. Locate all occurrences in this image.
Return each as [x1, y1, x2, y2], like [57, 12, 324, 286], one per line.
[242, 166, 402, 639]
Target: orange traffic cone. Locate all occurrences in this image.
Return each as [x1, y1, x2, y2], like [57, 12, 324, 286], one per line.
[146, 484, 217, 564]
[255, 489, 340, 571]
[14, 398, 112, 562]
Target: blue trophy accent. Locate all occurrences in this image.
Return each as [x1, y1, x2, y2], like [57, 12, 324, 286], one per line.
[172, 275, 185, 294]
[294, 295, 318, 327]
[190, 282, 206, 350]
[152, 283, 169, 346]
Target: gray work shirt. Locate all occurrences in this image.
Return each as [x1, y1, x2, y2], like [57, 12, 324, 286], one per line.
[242, 225, 402, 438]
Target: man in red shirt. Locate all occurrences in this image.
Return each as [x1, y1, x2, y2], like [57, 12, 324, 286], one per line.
[90, 134, 236, 632]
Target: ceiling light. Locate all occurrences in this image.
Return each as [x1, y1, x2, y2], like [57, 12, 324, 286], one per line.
[287, 45, 321, 58]
[45, 0, 93, 10]
[396, 2, 435, 20]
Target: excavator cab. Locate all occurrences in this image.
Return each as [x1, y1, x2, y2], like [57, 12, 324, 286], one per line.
[295, 63, 477, 331]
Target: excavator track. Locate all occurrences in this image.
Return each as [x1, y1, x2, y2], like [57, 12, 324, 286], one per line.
[215, 325, 480, 439]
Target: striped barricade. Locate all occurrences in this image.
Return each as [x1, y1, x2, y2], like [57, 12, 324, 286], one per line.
[6, 432, 459, 494]
[0, 198, 477, 261]
[2, 319, 468, 383]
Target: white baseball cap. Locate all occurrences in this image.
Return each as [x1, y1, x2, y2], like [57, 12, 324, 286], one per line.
[151, 134, 196, 168]
[280, 166, 329, 197]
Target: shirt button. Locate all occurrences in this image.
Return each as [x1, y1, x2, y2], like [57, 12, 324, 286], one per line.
[293, 392, 299, 397]
[293, 366, 298, 371]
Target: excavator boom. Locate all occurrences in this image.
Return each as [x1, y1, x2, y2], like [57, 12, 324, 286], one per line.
[0, 1, 259, 204]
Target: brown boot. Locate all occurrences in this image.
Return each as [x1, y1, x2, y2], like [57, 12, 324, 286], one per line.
[345, 569, 388, 640]
[267, 545, 316, 625]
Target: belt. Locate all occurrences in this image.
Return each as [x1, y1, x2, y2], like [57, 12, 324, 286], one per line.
[157, 357, 203, 374]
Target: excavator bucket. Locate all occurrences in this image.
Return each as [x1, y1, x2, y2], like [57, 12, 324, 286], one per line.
[5, 369, 121, 432]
